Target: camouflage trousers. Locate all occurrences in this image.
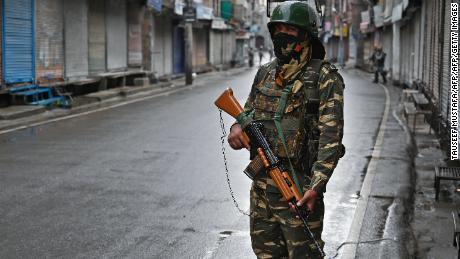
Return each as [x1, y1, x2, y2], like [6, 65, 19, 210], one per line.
[249, 185, 325, 259]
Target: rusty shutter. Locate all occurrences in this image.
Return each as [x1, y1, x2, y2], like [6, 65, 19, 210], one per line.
[88, 0, 106, 74]
[128, 0, 142, 67]
[106, 0, 127, 71]
[36, 0, 64, 83]
[64, 0, 88, 78]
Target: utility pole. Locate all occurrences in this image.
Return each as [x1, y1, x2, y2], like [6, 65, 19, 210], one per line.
[184, 0, 194, 85]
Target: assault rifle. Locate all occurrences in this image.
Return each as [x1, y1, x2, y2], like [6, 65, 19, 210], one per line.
[215, 88, 325, 257]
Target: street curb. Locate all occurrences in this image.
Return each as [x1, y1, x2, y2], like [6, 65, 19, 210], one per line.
[0, 105, 46, 120]
[376, 104, 416, 258]
[341, 71, 417, 258]
[0, 67, 252, 134]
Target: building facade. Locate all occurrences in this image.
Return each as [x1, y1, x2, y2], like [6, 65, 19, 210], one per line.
[346, 0, 453, 151]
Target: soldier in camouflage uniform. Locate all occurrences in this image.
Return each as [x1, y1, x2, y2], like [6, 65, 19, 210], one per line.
[228, 1, 344, 258]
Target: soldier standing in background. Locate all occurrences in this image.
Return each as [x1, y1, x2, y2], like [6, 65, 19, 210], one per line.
[370, 46, 387, 84]
[248, 47, 255, 67]
[259, 46, 264, 67]
[227, 1, 345, 258]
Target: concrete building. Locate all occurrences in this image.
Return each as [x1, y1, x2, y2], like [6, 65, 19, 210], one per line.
[352, 0, 453, 151]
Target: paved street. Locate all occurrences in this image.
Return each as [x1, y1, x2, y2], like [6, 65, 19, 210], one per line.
[0, 63, 387, 258]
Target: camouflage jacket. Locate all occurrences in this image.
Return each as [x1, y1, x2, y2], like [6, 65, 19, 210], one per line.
[243, 59, 344, 194]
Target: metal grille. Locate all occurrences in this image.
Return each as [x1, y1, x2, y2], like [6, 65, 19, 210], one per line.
[3, 0, 35, 84]
[36, 0, 64, 82]
[64, 0, 89, 78]
[436, 166, 460, 180]
[106, 0, 128, 71]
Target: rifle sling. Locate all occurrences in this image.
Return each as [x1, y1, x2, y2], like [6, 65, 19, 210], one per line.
[273, 83, 303, 197]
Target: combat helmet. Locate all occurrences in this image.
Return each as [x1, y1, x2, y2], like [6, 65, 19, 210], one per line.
[267, 1, 325, 59]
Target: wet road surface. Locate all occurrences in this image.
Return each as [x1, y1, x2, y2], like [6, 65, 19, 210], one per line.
[0, 63, 386, 258]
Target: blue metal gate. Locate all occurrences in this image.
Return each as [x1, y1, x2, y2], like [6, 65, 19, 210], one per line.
[173, 25, 185, 74]
[2, 0, 35, 84]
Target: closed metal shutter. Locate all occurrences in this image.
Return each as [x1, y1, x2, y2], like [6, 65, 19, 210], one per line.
[413, 11, 422, 80]
[422, 0, 433, 89]
[64, 0, 88, 78]
[441, 0, 451, 122]
[192, 27, 209, 70]
[223, 30, 235, 65]
[3, 0, 35, 84]
[88, 0, 106, 74]
[36, 0, 64, 82]
[400, 25, 409, 82]
[128, 0, 142, 67]
[106, 0, 127, 71]
[432, 0, 441, 103]
[210, 30, 223, 65]
[172, 25, 185, 74]
[152, 14, 172, 77]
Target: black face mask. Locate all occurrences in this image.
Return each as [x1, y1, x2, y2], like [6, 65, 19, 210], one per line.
[272, 32, 302, 64]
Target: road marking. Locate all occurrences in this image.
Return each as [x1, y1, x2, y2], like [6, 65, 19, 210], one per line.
[0, 84, 196, 136]
[341, 82, 391, 259]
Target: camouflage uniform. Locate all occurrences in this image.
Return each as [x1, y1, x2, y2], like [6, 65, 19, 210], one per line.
[234, 1, 345, 258]
[244, 57, 345, 258]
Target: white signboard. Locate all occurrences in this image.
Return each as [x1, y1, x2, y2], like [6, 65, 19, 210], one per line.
[392, 3, 403, 23]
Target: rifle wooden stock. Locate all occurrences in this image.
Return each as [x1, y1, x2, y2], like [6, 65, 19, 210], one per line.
[214, 88, 250, 144]
[214, 88, 244, 119]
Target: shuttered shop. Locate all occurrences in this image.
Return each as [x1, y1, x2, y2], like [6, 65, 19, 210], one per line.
[432, 0, 442, 103]
[422, 0, 431, 87]
[440, 0, 451, 123]
[128, 0, 142, 67]
[192, 27, 209, 71]
[210, 30, 234, 67]
[223, 31, 235, 65]
[36, 0, 64, 82]
[152, 14, 172, 77]
[210, 30, 223, 66]
[88, 0, 106, 74]
[106, 0, 128, 71]
[3, 0, 35, 84]
[64, 0, 88, 78]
